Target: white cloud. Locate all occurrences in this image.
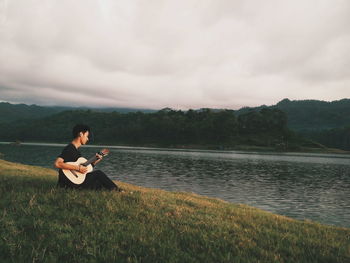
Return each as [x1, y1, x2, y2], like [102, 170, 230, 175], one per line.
[0, 0, 349, 109]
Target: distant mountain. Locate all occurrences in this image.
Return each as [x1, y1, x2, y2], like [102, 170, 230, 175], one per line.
[274, 98, 350, 131]
[0, 102, 156, 123]
[236, 98, 350, 150]
[4, 99, 349, 130]
[0, 102, 63, 123]
[85, 107, 156, 114]
[236, 98, 350, 132]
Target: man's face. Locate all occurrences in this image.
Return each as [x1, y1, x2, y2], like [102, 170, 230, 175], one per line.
[80, 131, 89, 145]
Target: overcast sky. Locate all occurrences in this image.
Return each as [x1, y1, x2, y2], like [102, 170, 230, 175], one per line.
[0, 0, 349, 110]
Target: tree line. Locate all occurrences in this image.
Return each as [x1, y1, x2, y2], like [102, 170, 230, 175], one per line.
[0, 108, 315, 150]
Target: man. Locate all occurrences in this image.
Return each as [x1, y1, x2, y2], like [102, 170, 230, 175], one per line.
[54, 124, 120, 191]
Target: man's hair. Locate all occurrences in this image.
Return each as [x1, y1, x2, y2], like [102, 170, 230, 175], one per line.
[72, 124, 91, 138]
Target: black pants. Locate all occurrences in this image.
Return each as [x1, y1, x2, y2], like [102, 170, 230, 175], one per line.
[80, 170, 119, 191]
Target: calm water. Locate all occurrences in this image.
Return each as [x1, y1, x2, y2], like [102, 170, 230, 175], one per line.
[1, 142, 349, 228]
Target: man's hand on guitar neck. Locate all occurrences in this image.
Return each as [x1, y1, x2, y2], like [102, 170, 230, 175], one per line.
[92, 153, 103, 166]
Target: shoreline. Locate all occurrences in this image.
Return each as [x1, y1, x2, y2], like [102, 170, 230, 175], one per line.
[0, 159, 349, 262]
[1, 145, 349, 229]
[1, 158, 350, 228]
[1, 141, 349, 156]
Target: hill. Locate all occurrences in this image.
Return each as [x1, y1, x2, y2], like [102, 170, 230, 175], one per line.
[2, 99, 349, 131]
[0, 159, 348, 262]
[0, 102, 156, 123]
[0, 102, 63, 123]
[273, 98, 350, 131]
[236, 98, 350, 132]
[1, 99, 349, 150]
[236, 98, 350, 150]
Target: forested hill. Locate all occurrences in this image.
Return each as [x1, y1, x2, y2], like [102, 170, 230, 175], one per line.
[237, 98, 350, 132]
[0, 102, 155, 123]
[2, 99, 349, 132]
[0, 102, 63, 123]
[1, 99, 349, 150]
[275, 98, 350, 131]
[236, 99, 350, 150]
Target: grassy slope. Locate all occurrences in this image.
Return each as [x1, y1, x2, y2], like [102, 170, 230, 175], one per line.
[0, 159, 349, 263]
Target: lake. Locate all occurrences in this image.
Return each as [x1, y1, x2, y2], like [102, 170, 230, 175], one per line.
[1, 142, 349, 228]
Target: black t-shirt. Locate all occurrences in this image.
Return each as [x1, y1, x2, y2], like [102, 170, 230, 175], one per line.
[58, 143, 81, 162]
[57, 143, 82, 187]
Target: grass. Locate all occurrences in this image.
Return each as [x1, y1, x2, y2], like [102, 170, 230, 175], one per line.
[0, 159, 349, 263]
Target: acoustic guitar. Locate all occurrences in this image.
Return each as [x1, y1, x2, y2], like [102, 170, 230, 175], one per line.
[62, 149, 109, 184]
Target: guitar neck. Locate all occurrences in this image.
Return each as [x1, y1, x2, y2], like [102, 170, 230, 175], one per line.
[83, 156, 98, 166]
[82, 150, 108, 166]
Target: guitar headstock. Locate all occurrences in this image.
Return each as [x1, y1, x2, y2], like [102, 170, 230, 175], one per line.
[98, 148, 110, 157]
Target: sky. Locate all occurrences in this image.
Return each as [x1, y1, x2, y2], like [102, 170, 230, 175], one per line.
[0, 0, 349, 110]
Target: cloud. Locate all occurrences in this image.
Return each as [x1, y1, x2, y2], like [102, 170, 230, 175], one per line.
[0, 0, 349, 109]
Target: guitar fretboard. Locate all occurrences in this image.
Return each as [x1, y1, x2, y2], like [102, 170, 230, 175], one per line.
[82, 151, 108, 166]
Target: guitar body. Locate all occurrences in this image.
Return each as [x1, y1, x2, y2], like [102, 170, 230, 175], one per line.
[62, 157, 94, 185]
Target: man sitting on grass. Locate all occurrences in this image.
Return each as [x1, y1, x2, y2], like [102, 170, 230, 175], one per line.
[54, 124, 121, 191]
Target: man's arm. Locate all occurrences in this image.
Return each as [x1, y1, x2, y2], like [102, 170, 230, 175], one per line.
[54, 157, 88, 173]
